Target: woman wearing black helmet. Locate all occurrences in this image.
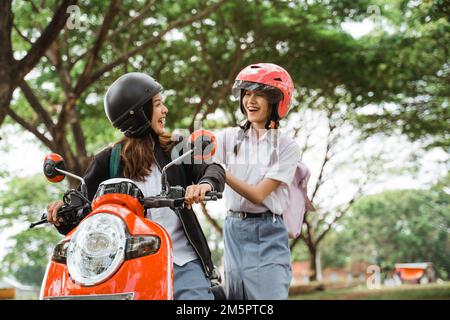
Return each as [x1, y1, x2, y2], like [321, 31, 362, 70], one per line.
[46, 72, 225, 300]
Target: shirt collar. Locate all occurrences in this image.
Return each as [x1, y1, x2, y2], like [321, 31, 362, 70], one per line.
[246, 126, 277, 143]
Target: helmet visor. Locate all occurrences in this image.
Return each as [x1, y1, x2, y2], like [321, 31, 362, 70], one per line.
[232, 80, 283, 104]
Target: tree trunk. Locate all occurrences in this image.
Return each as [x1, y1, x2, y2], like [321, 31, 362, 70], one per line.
[0, 1, 14, 125]
[316, 250, 323, 283]
[0, 86, 13, 126]
[0, 0, 77, 126]
[306, 244, 317, 282]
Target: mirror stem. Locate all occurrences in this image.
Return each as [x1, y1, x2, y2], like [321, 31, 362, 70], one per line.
[161, 149, 193, 194]
[55, 168, 88, 198]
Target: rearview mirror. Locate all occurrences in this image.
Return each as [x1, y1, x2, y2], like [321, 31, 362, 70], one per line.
[161, 129, 218, 194]
[188, 129, 217, 161]
[43, 153, 66, 183]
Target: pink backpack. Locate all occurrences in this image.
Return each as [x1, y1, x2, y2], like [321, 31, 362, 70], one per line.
[277, 138, 315, 238]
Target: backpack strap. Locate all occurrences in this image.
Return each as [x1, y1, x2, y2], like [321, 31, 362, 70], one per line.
[109, 143, 122, 178]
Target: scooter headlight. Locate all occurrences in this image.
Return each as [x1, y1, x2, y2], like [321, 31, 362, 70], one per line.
[67, 213, 126, 286]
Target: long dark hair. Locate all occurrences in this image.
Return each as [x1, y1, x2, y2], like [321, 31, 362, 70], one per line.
[117, 134, 155, 181]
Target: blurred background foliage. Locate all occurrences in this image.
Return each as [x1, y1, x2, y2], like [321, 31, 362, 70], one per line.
[0, 0, 448, 287]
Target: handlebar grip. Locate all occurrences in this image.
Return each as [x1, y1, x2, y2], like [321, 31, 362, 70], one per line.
[29, 218, 48, 229]
[143, 198, 168, 208]
[143, 197, 183, 209]
[205, 191, 222, 199]
[29, 211, 49, 229]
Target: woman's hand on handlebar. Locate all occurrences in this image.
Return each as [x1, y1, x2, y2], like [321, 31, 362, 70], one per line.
[184, 183, 212, 209]
[47, 200, 64, 226]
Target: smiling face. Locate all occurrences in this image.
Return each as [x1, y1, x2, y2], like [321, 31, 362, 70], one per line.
[242, 90, 271, 129]
[150, 93, 168, 136]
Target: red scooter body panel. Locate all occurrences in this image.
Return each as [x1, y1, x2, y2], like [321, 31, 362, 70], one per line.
[41, 194, 174, 300]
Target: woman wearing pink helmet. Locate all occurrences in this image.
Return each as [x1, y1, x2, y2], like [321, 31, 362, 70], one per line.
[214, 63, 300, 299]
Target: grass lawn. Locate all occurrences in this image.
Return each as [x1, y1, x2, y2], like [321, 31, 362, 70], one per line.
[290, 282, 450, 300]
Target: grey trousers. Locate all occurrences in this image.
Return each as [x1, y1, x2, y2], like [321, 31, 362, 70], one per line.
[173, 259, 214, 300]
[224, 214, 292, 300]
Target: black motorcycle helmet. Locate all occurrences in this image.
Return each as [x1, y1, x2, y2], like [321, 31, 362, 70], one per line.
[104, 72, 163, 138]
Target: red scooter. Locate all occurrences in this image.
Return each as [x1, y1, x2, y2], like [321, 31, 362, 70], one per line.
[30, 131, 222, 300]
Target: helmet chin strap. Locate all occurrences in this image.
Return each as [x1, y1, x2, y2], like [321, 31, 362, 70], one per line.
[122, 103, 155, 138]
[124, 123, 151, 138]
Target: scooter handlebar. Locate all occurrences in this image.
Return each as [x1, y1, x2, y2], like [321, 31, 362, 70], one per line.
[143, 197, 184, 209]
[204, 191, 222, 201]
[142, 192, 222, 209]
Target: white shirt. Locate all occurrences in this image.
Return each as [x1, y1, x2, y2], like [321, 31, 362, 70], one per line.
[214, 127, 300, 215]
[134, 163, 198, 266]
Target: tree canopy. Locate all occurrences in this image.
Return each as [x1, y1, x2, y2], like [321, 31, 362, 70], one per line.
[0, 0, 448, 286]
[322, 176, 450, 279]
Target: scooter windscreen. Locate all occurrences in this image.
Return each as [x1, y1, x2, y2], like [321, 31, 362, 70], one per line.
[94, 178, 144, 200]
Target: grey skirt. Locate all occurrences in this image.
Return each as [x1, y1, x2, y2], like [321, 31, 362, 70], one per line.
[224, 213, 292, 300]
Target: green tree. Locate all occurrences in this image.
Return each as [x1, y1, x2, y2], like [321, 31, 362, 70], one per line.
[0, 0, 76, 125]
[3, 0, 227, 182]
[288, 103, 393, 281]
[322, 179, 450, 279]
[2, 0, 449, 287]
[2, 228, 60, 286]
[0, 173, 66, 286]
[352, 0, 450, 149]
[2, 0, 380, 284]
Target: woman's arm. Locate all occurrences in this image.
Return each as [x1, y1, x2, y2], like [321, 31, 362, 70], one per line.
[229, 139, 300, 205]
[225, 170, 281, 205]
[182, 163, 225, 209]
[184, 162, 225, 191]
[81, 148, 111, 201]
[48, 149, 109, 234]
[184, 183, 212, 209]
